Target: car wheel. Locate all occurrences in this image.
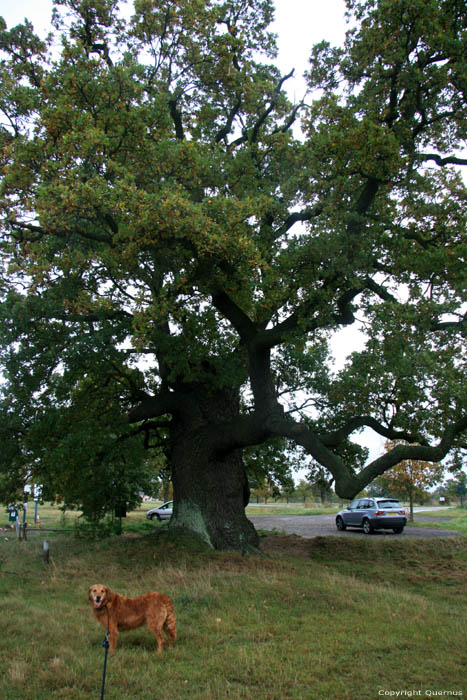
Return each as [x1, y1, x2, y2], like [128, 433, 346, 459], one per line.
[362, 518, 373, 534]
[393, 527, 404, 534]
[336, 516, 347, 531]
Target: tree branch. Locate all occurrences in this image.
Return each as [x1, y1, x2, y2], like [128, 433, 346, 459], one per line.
[318, 415, 428, 447]
[9, 221, 114, 245]
[168, 95, 184, 140]
[431, 312, 467, 335]
[127, 390, 184, 424]
[341, 414, 467, 497]
[263, 410, 467, 499]
[277, 204, 323, 236]
[211, 290, 257, 342]
[418, 153, 467, 167]
[250, 70, 294, 144]
[215, 96, 242, 143]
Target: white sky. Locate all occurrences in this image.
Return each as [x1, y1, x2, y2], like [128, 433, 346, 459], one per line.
[0, 0, 349, 71]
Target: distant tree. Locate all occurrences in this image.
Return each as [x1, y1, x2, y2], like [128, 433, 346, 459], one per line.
[441, 472, 467, 507]
[366, 481, 387, 498]
[295, 479, 314, 505]
[379, 441, 445, 520]
[280, 480, 297, 504]
[307, 466, 332, 504]
[250, 478, 275, 504]
[244, 437, 300, 501]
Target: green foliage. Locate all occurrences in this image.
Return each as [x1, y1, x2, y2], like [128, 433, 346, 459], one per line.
[244, 437, 299, 492]
[293, 478, 314, 503]
[75, 513, 124, 538]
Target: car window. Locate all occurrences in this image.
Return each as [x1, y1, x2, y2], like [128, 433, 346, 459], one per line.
[377, 500, 403, 509]
[349, 500, 359, 509]
[357, 500, 367, 509]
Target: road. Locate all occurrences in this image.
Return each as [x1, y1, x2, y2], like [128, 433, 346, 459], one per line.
[248, 508, 463, 539]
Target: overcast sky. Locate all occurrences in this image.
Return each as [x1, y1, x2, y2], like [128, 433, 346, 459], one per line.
[0, 0, 349, 78]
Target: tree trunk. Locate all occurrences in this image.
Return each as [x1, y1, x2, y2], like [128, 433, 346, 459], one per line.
[168, 387, 259, 552]
[409, 491, 414, 522]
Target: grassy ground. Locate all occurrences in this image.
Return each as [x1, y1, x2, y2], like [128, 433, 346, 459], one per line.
[0, 506, 466, 700]
[408, 507, 467, 534]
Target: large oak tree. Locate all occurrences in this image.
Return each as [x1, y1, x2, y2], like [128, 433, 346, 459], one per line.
[0, 0, 466, 550]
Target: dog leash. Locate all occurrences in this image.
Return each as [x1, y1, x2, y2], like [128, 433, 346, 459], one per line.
[100, 605, 110, 700]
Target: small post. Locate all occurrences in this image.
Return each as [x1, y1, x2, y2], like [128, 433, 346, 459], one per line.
[15, 515, 21, 540]
[43, 540, 50, 564]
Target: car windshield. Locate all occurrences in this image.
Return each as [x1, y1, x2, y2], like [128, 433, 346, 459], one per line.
[377, 500, 403, 509]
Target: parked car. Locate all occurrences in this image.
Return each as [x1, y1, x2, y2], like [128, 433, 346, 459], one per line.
[146, 501, 173, 521]
[336, 498, 407, 534]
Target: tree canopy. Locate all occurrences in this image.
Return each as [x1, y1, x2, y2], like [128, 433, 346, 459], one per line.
[0, 0, 466, 549]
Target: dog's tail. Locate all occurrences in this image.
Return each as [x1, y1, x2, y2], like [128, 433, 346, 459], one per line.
[163, 596, 177, 646]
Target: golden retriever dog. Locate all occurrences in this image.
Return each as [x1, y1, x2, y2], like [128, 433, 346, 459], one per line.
[88, 584, 177, 654]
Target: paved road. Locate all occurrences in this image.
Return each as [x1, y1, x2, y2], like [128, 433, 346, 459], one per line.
[248, 513, 464, 539]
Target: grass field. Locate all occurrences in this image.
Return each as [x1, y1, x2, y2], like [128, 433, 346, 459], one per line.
[0, 505, 466, 700]
[407, 508, 467, 534]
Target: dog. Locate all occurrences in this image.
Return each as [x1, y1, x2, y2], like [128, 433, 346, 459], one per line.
[88, 583, 177, 654]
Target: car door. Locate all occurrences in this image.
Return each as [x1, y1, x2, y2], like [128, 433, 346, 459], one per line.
[345, 499, 361, 526]
[357, 499, 372, 526]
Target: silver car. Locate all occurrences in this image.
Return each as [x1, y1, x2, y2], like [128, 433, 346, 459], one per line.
[146, 501, 173, 521]
[336, 498, 407, 534]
